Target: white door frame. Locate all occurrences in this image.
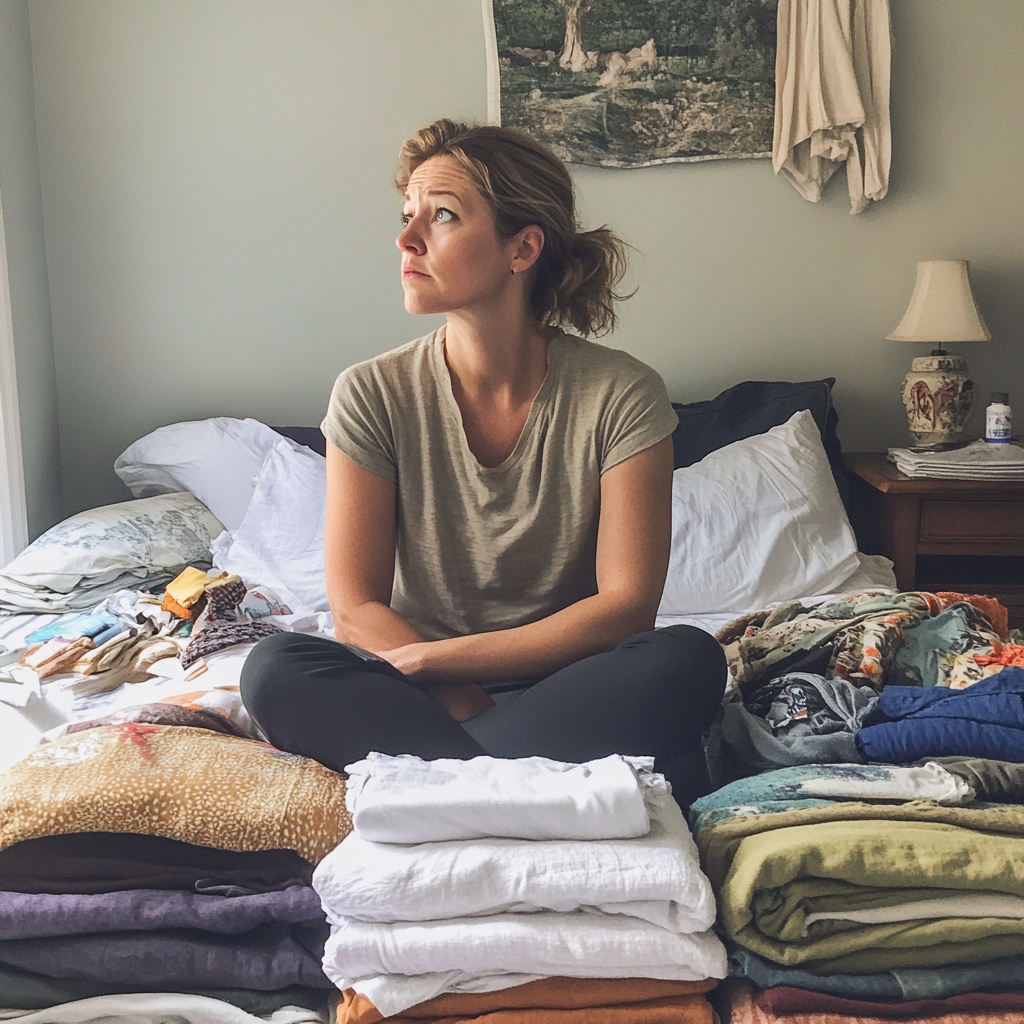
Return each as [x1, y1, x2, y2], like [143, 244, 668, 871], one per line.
[0, 184, 29, 564]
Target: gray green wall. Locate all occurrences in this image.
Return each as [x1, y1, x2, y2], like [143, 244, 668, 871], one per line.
[0, 0, 62, 536]
[19, 0, 1024, 515]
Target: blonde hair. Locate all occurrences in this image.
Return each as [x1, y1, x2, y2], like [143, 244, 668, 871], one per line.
[396, 119, 631, 337]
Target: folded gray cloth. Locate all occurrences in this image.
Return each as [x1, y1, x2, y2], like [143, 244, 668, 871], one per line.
[0, 923, 331, 990]
[0, 961, 327, 1014]
[723, 673, 878, 772]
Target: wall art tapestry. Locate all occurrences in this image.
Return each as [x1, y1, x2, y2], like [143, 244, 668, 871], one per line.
[484, 0, 778, 168]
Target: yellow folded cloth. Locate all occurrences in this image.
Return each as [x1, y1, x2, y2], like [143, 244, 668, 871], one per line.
[0, 725, 350, 863]
[162, 566, 227, 618]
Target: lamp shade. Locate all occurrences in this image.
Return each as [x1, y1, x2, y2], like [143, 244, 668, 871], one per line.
[886, 260, 991, 343]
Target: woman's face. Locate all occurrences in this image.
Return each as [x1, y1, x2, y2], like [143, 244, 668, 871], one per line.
[397, 155, 529, 317]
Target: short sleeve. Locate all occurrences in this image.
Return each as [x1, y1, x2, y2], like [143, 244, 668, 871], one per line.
[321, 364, 398, 483]
[598, 363, 678, 473]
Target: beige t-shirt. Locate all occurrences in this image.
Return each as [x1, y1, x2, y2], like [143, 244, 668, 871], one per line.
[322, 328, 678, 640]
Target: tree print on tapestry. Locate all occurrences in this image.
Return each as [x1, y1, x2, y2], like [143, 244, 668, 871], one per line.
[490, 0, 778, 167]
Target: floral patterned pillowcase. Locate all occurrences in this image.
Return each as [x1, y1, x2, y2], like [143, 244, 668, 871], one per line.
[2, 492, 223, 590]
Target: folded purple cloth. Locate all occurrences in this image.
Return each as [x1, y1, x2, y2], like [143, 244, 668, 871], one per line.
[0, 923, 332, 990]
[0, 884, 323, 939]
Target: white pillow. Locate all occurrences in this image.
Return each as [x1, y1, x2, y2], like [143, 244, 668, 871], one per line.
[2, 492, 223, 592]
[114, 417, 283, 533]
[658, 409, 860, 617]
[211, 438, 328, 613]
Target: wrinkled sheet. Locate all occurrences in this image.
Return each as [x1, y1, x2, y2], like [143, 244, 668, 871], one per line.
[315, 790, 713, 932]
[322, 913, 727, 992]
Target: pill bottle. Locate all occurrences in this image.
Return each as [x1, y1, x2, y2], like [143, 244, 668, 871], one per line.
[985, 392, 1012, 444]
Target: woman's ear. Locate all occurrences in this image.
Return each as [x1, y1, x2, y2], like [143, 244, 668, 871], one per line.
[510, 225, 545, 276]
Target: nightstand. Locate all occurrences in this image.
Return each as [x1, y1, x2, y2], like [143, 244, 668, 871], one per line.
[844, 452, 1024, 632]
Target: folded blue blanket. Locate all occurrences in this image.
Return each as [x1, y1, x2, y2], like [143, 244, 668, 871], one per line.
[858, 668, 1024, 763]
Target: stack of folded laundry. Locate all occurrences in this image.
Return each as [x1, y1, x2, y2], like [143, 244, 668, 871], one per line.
[314, 751, 727, 1024]
[0, 714, 352, 1021]
[690, 732, 1024, 1022]
[888, 440, 1024, 480]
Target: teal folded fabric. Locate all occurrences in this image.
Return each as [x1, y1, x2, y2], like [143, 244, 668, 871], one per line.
[731, 948, 1024, 1001]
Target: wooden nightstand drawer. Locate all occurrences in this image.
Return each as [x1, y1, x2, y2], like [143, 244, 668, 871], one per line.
[920, 501, 1024, 543]
[845, 453, 1024, 593]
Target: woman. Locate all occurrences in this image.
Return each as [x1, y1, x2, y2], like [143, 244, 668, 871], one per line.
[241, 119, 725, 799]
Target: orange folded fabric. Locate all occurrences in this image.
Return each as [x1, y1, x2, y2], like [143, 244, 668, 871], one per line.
[976, 642, 1024, 670]
[334, 977, 719, 1024]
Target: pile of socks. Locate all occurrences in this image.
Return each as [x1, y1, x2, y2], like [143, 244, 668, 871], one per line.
[313, 751, 727, 1023]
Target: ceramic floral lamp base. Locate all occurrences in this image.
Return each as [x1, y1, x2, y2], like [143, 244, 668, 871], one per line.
[901, 354, 975, 446]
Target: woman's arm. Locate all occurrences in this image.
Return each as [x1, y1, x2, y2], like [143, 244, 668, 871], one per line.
[324, 444, 425, 651]
[325, 444, 496, 720]
[382, 434, 674, 683]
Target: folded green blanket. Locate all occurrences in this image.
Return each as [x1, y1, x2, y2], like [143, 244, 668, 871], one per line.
[722, 818, 1024, 973]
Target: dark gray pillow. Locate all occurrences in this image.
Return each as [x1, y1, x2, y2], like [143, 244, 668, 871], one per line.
[271, 426, 326, 458]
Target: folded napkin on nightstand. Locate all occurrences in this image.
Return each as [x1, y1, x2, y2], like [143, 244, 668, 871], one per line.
[888, 441, 1024, 481]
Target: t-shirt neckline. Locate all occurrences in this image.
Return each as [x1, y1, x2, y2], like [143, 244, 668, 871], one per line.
[432, 325, 562, 476]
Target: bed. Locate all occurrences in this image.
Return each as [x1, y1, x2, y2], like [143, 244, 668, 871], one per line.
[3, 375, 1017, 1024]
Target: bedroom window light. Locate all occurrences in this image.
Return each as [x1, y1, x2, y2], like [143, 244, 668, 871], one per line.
[0, 184, 29, 564]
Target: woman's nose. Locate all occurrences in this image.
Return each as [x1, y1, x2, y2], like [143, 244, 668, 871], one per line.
[396, 221, 426, 255]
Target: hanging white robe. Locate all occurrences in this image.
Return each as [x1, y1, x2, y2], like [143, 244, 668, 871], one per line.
[773, 0, 892, 214]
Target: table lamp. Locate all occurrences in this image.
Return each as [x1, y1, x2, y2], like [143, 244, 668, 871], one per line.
[886, 259, 990, 446]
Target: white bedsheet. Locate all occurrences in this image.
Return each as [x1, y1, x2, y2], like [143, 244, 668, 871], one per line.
[344, 752, 661, 844]
[321, 912, 727, 990]
[314, 787, 714, 931]
[654, 551, 898, 636]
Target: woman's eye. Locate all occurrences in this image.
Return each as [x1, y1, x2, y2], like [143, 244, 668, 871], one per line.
[400, 214, 411, 227]
[435, 208, 456, 223]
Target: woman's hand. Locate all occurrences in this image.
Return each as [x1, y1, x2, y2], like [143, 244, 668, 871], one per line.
[378, 642, 432, 681]
[381, 642, 496, 722]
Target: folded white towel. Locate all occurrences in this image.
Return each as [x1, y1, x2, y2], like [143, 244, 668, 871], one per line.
[797, 761, 974, 806]
[321, 912, 727, 992]
[344, 752, 662, 843]
[314, 789, 714, 932]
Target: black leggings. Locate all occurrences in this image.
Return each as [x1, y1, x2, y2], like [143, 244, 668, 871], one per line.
[240, 625, 726, 806]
